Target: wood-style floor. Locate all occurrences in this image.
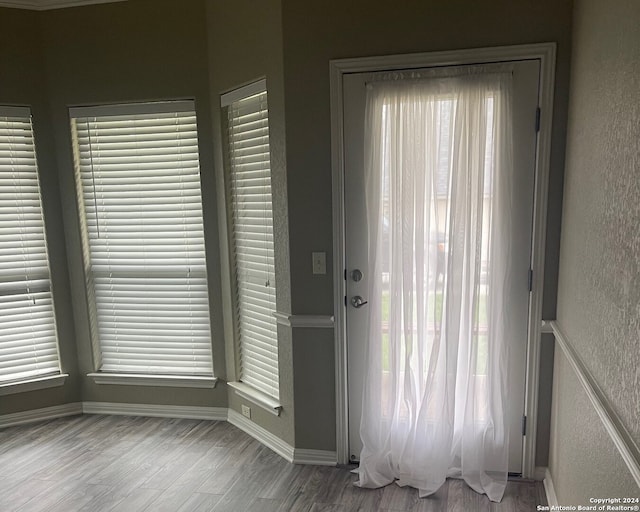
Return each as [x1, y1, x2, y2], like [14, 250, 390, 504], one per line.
[0, 415, 546, 512]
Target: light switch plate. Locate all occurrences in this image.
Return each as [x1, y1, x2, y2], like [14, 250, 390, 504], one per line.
[312, 251, 326, 275]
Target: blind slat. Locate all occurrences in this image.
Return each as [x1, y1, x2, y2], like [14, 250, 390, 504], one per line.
[72, 103, 214, 376]
[226, 88, 279, 399]
[0, 111, 60, 384]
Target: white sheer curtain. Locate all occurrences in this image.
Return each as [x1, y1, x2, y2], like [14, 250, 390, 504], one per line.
[355, 70, 514, 502]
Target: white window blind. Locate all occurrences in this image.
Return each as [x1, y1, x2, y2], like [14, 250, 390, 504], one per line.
[223, 81, 279, 399]
[70, 101, 214, 376]
[0, 106, 60, 383]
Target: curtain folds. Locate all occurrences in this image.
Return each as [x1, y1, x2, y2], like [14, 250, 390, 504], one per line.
[355, 71, 514, 502]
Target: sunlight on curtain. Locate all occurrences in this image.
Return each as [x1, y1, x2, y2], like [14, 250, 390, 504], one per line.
[355, 70, 513, 502]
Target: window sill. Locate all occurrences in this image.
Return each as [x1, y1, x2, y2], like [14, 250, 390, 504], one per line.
[87, 373, 218, 389]
[0, 373, 69, 396]
[227, 381, 282, 416]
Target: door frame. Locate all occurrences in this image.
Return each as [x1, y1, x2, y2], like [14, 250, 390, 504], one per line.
[329, 43, 556, 479]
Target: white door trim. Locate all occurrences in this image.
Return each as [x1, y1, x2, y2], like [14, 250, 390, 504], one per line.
[329, 42, 556, 478]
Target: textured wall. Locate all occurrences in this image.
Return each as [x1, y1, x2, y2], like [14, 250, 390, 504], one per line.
[549, 348, 637, 503]
[281, 0, 573, 450]
[552, 0, 640, 499]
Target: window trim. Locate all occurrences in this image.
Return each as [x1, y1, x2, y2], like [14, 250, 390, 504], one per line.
[0, 373, 68, 396]
[227, 380, 282, 416]
[68, 100, 197, 119]
[0, 105, 63, 386]
[221, 79, 266, 107]
[70, 100, 215, 378]
[221, 79, 281, 401]
[87, 372, 218, 388]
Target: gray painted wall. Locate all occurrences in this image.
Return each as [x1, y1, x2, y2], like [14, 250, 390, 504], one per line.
[42, 0, 228, 408]
[205, 0, 295, 445]
[551, 0, 640, 501]
[1, 0, 577, 472]
[280, 0, 573, 451]
[0, 7, 81, 414]
[0, 0, 229, 412]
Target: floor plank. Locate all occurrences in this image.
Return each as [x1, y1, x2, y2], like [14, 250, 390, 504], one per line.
[0, 415, 547, 511]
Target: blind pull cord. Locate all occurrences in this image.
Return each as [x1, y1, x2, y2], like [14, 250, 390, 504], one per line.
[86, 118, 100, 238]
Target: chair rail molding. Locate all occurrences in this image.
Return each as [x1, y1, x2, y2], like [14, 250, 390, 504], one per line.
[273, 312, 334, 328]
[544, 320, 640, 487]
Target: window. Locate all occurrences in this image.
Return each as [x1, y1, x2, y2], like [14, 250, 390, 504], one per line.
[0, 106, 60, 384]
[70, 101, 213, 377]
[222, 80, 279, 399]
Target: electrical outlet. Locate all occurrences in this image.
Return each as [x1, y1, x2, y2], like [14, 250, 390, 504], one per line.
[241, 405, 251, 419]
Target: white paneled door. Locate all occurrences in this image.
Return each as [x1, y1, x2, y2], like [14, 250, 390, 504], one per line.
[344, 60, 540, 475]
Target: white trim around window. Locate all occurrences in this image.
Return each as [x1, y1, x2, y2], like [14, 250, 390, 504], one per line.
[0, 105, 62, 387]
[222, 80, 280, 401]
[87, 372, 218, 388]
[227, 380, 282, 416]
[70, 100, 215, 378]
[0, 373, 68, 396]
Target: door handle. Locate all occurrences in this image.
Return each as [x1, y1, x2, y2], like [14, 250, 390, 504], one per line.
[351, 295, 368, 308]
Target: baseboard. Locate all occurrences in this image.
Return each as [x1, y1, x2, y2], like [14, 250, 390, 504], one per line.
[0, 402, 82, 428]
[534, 466, 547, 481]
[227, 408, 294, 462]
[1, 401, 336, 468]
[542, 467, 558, 506]
[293, 448, 337, 466]
[81, 402, 227, 421]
